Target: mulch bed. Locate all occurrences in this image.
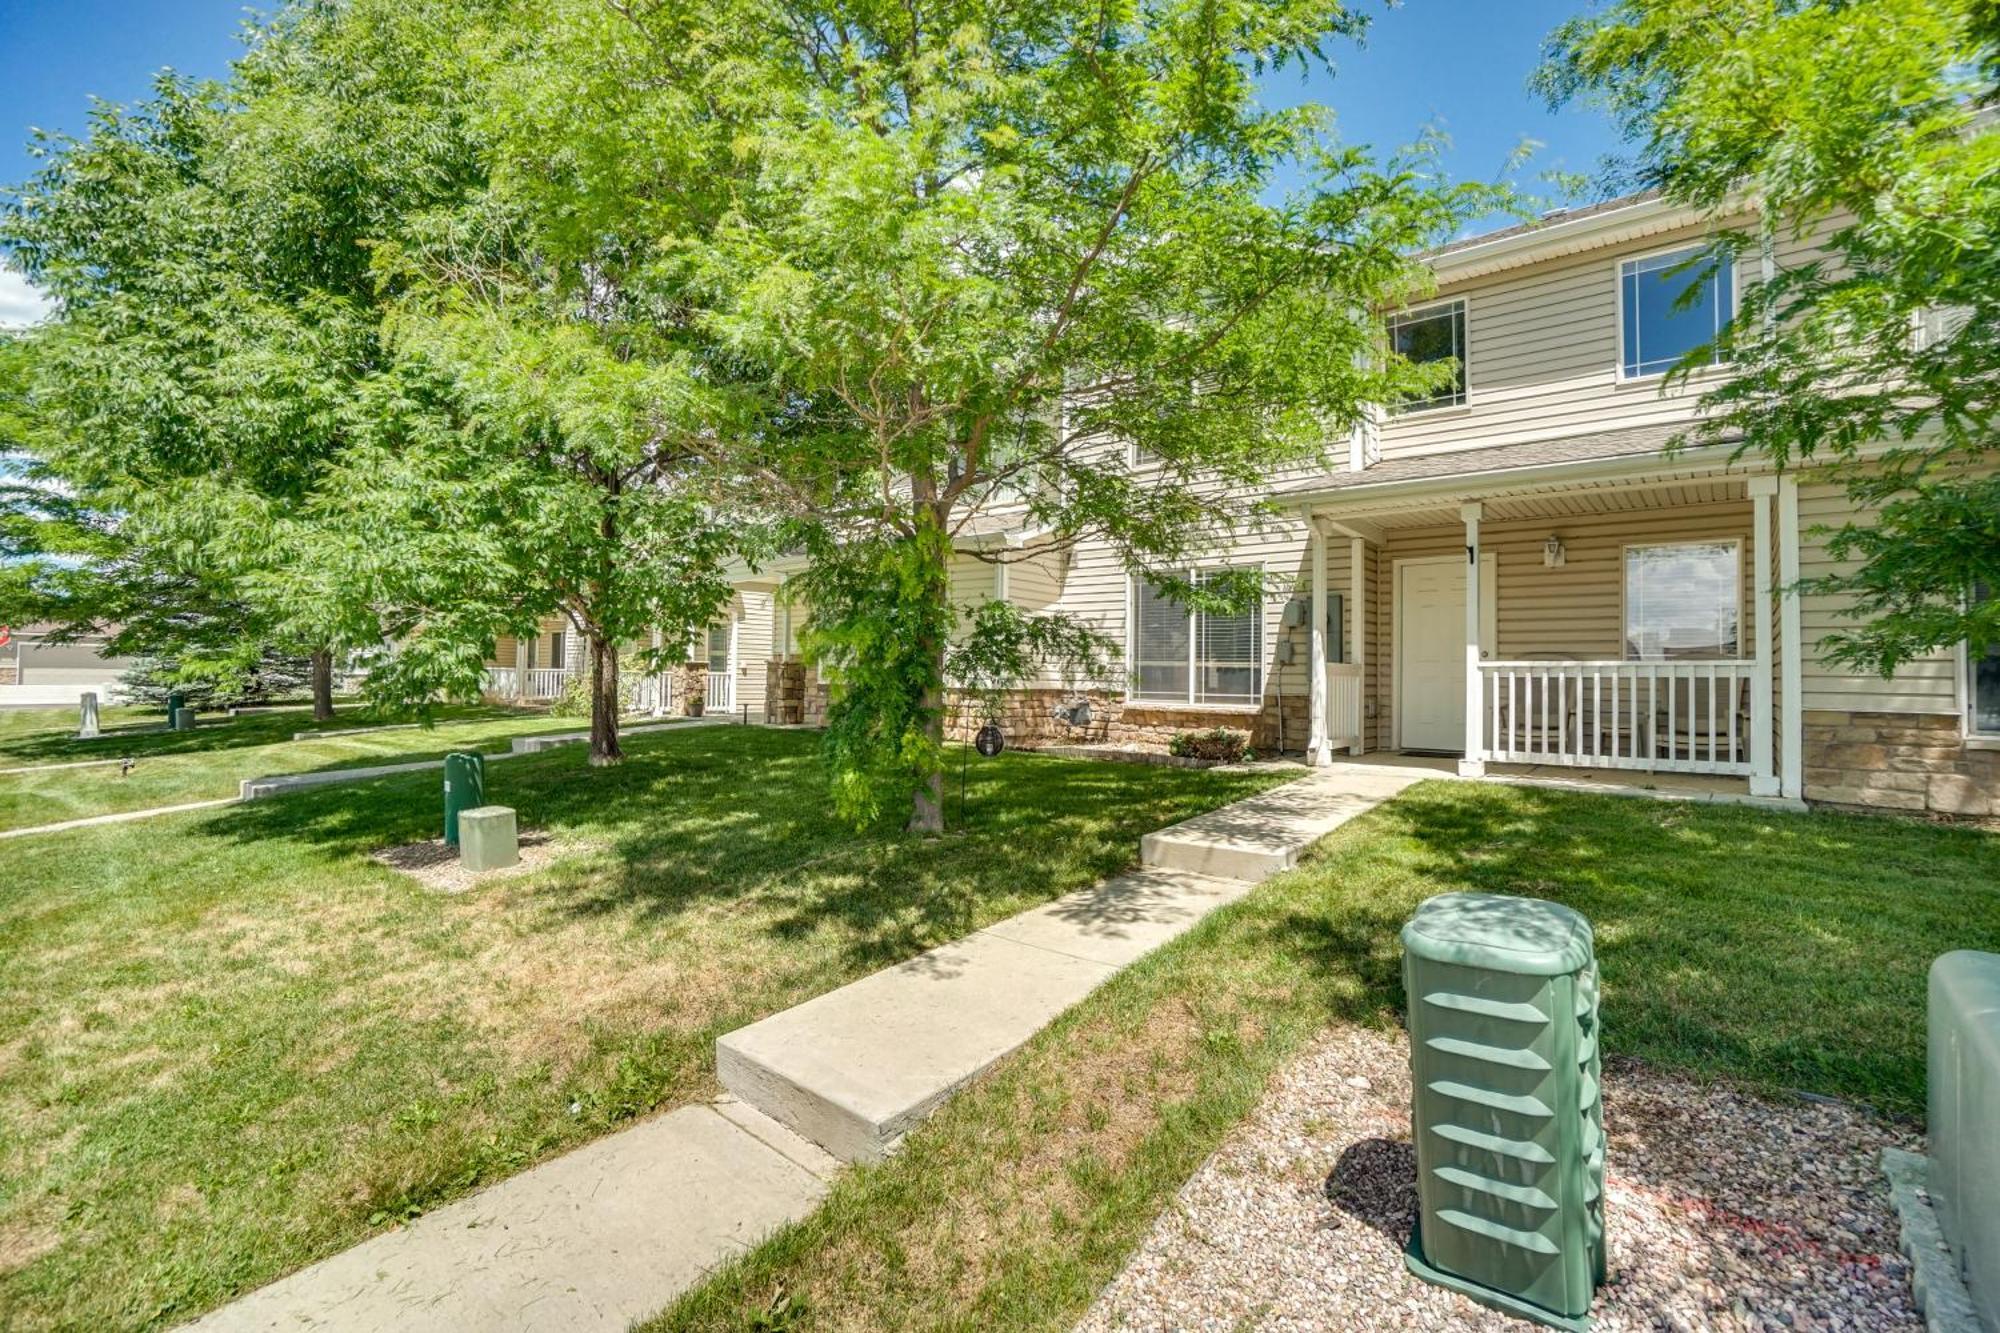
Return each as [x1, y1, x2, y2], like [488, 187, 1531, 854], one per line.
[1076, 1025, 1923, 1332]
[370, 829, 566, 894]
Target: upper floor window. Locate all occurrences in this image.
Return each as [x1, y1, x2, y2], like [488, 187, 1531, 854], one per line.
[1619, 246, 1734, 380]
[1624, 541, 1740, 660]
[1971, 583, 1998, 737]
[1132, 567, 1264, 706]
[1385, 299, 1467, 411]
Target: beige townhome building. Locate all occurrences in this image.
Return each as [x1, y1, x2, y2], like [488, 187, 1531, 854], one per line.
[571, 190, 2000, 819]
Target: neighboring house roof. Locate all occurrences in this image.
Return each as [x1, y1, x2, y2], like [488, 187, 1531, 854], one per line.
[1424, 189, 1664, 262]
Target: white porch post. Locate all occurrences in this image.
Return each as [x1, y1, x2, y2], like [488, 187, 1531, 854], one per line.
[1307, 519, 1331, 766]
[514, 634, 529, 704]
[1349, 535, 1367, 755]
[1778, 476, 1805, 799]
[1459, 502, 1486, 777]
[1748, 477, 1779, 795]
[649, 626, 667, 718]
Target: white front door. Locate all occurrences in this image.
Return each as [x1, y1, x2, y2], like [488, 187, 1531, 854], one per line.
[1397, 555, 1496, 754]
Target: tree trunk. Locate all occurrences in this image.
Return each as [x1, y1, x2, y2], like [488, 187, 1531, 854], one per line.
[906, 499, 952, 835]
[588, 632, 622, 766]
[908, 671, 947, 834]
[310, 649, 335, 722]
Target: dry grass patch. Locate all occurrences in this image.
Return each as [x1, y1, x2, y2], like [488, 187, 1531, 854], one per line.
[370, 829, 568, 893]
[0, 726, 1288, 1332]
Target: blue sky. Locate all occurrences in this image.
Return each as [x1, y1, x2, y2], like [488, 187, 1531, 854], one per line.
[0, 0, 1626, 327]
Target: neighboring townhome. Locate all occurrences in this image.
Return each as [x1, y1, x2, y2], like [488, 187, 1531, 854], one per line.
[726, 190, 1995, 819]
[0, 623, 138, 707]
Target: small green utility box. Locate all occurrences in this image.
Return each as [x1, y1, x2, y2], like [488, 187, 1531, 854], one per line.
[442, 752, 485, 847]
[170, 706, 197, 732]
[1402, 892, 1605, 1331]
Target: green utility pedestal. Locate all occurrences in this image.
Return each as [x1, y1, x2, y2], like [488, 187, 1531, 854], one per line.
[170, 706, 197, 732]
[457, 805, 519, 872]
[442, 752, 485, 847]
[1402, 892, 1605, 1331]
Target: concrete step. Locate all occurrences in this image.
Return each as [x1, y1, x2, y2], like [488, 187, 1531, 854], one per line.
[1140, 766, 1423, 882]
[717, 865, 1251, 1163]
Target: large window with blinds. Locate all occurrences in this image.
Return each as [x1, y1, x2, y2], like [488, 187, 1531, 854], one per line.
[1131, 568, 1264, 706]
[1623, 541, 1741, 660]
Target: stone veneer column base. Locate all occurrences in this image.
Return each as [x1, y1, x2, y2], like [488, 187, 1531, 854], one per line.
[1803, 709, 1996, 818]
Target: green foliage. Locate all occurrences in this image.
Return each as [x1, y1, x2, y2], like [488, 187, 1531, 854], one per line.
[798, 526, 957, 827]
[945, 598, 1122, 723]
[117, 650, 313, 710]
[1540, 0, 2000, 671]
[486, 0, 1510, 826]
[1167, 728, 1253, 763]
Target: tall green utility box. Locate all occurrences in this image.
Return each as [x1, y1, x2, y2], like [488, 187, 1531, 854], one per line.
[442, 752, 485, 847]
[1402, 893, 1605, 1331]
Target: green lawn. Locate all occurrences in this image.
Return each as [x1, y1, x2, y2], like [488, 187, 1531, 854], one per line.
[0, 701, 621, 831]
[0, 727, 1288, 1332]
[652, 781, 2000, 1333]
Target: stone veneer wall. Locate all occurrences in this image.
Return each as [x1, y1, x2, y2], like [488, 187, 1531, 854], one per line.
[765, 660, 806, 725]
[672, 662, 708, 717]
[1804, 710, 1997, 818]
[780, 675, 1311, 755]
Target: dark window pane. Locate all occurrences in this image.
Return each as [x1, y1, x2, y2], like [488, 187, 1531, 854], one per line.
[1622, 247, 1732, 378]
[1977, 583, 1999, 735]
[1386, 302, 1466, 410]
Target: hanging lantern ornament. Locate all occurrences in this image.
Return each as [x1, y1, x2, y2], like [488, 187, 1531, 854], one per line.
[975, 722, 1006, 757]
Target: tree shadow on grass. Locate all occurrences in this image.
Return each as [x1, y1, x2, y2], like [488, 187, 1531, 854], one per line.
[194, 731, 1290, 980]
[1264, 780, 2000, 1117]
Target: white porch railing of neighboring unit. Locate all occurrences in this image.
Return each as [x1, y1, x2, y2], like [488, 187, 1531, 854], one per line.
[705, 670, 734, 712]
[625, 673, 676, 715]
[1327, 663, 1363, 748]
[1476, 659, 1758, 776]
[524, 668, 571, 700]
[484, 667, 517, 697]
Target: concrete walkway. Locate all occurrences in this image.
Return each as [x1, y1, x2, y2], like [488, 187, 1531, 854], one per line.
[179, 762, 1421, 1331]
[0, 797, 240, 842]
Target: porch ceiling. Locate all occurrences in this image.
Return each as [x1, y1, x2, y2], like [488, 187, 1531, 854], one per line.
[1315, 475, 1749, 532]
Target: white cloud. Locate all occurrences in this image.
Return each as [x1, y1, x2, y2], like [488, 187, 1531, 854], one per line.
[0, 265, 52, 329]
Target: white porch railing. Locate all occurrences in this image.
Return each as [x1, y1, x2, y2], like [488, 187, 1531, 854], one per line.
[523, 667, 571, 700]
[1477, 659, 1758, 776]
[705, 669, 734, 712]
[1328, 663, 1363, 749]
[484, 667, 517, 697]
[625, 673, 676, 715]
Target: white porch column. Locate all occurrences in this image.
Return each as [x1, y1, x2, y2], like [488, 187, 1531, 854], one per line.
[649, 626, 667, 718]
[514, 633, 529, 704]
[1748, 477, 1779, 795]
[1349, 535, 1367, 755]
[1778, 476, 1805, 799]
[1307, 519, 1331, 766]
[1459, 502, 1486, 777]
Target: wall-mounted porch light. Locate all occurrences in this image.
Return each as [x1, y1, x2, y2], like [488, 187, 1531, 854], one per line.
[1543, 535, 1568, 569]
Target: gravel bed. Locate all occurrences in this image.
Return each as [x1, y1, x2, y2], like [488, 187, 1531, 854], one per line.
[1077, 1025, 1922, 1332]
[371, 829, 566, 893]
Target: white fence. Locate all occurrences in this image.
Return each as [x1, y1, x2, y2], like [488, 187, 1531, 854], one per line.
[1328, 663, 1363, 749]
[1476, 659, 1757, 776]
[705, 669, 733, 713]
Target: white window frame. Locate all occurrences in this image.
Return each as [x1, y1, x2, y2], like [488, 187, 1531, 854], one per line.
[1384, 297, 1469, 413]
[1965, 585, 2000, 742]
[1615, 241, 1737, 384]
[1620, 538, 1745, 662]
[1125, 564, 1267, 710]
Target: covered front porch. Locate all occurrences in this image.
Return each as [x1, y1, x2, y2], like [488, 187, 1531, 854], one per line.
[1291, 448, 1805, 802]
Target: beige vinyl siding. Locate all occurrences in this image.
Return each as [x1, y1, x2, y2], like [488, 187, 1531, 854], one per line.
[1048, 515, 1363, 741]
[1380, 217, 1752, 463]
[1370, 501, 1754, 750]
[1000, 546, 1066, 613]
[1797, 480, 1959, 715]
[731, 590, 777, 717]
[490, 617, 571, 670]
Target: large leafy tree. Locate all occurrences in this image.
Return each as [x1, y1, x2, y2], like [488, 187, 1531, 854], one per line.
[520, 0, 1497, 829]
[0, 1, 490, 719]
[1540, 0, 1999, 673]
